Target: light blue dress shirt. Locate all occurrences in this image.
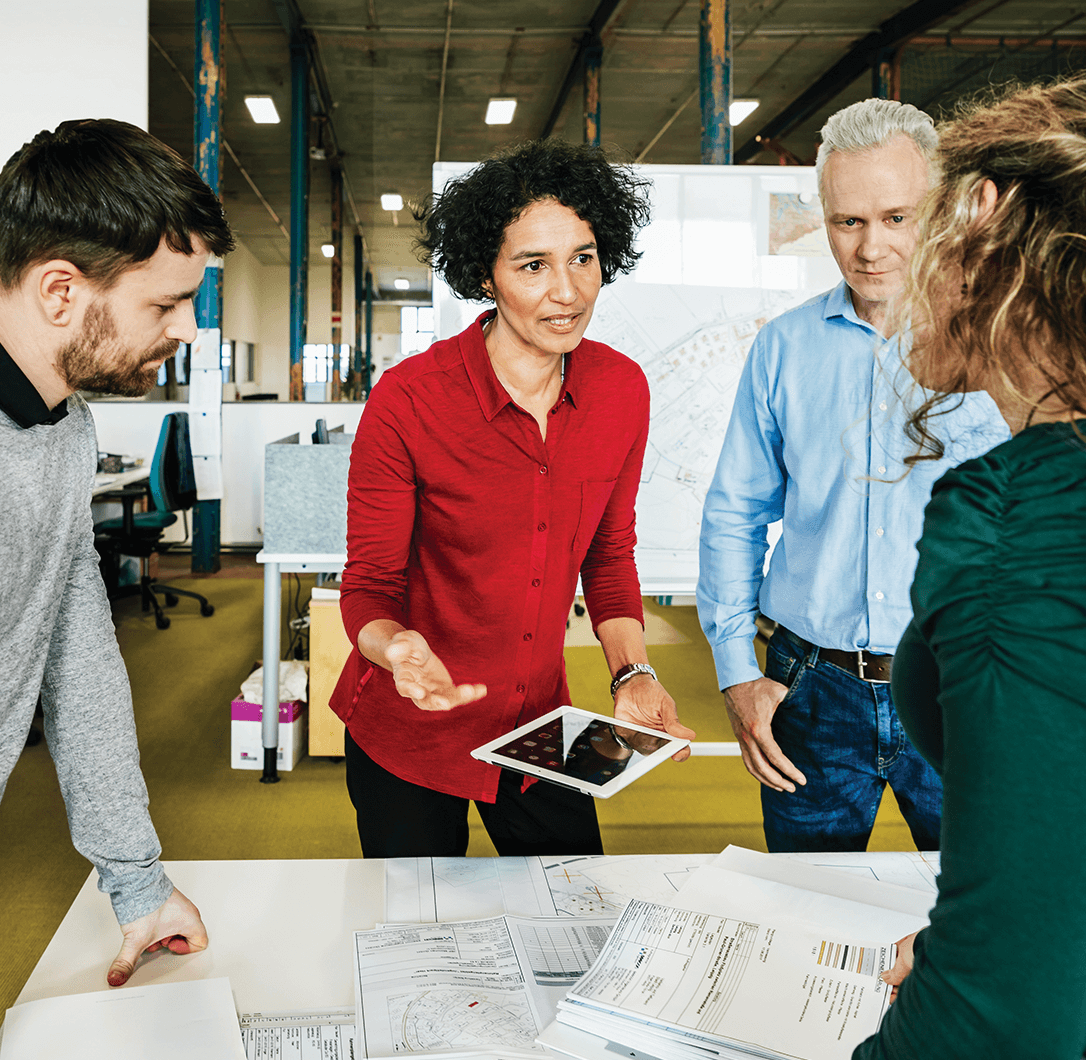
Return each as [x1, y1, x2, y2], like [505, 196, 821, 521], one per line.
[697, 280, 1010, 691]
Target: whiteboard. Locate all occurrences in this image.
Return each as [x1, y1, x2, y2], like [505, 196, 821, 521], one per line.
[433, 163, 841, 595]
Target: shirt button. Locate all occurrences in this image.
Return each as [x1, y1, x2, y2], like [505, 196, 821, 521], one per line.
[876, 527, 884, 536]
[875, 591, 885, 600]
[537, 522, 547, 532]
[532, 578, 541, 587]
[879, 402, 888, 411]
[523, 632, 533, 641]
[517, 684, 526, 693]
[539, 465, 548, 475]
[877, 465, 886, 474]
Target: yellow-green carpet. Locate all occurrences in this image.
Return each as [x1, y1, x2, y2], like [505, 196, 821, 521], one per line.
[0, 581, 915, 1014]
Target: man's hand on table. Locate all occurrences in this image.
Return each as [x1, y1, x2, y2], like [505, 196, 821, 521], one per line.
[613, 674, 696, 762]
[724, 677, 807, 792]
[386, 630, 487, 712]
[109, 888, 208, 987]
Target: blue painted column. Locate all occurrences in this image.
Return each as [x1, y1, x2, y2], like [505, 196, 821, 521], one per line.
[192, 0, 223, 574]
[584, 35, 602, 146]
[364, 268, 374, 396]
[289, 34, 309, 401]
[699, 0, 732, 164]
[872, 47, 897, 99]
[352, 233, 364, 399]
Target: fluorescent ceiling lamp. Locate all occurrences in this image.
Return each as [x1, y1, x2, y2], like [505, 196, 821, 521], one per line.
[320, 244, 335, 258]
[729, 100, 759, 126]
[393, 278, 410, 290]
[244, 95, 280, 124]
[485, 98, 517, 125]
[381, 193, 404, 211]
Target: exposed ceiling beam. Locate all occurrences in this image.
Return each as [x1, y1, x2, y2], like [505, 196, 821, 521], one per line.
[539, 0, 629, 138]
[735, 0, 984, 162]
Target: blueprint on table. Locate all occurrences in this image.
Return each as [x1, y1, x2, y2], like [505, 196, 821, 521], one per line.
[384, 854, 715, 925]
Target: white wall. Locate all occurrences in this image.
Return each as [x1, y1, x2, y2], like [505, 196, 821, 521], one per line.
[90, 402, 364, 546]
[0, 0, 147, 163]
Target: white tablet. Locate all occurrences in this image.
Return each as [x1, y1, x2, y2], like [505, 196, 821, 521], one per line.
[470, 706, 689, 799]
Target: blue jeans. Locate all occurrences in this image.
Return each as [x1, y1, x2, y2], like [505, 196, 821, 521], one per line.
[760, 626, 942, 853]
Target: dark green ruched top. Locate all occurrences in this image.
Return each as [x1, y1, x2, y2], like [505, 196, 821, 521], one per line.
[854, 421, 1086, 1060]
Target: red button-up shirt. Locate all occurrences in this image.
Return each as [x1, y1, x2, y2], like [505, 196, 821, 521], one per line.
[331, 312, 647, 801]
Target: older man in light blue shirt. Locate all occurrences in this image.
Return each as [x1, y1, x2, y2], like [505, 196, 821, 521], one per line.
[697, 99, 1009, 852]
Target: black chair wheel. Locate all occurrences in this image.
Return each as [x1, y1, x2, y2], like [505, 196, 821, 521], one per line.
[165, 593, 179, 607]
[155, 614, 171, 630]
[200, 602, 215, 617]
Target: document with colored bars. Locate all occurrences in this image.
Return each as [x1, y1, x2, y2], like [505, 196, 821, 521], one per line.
[553, 898, 895, 1060]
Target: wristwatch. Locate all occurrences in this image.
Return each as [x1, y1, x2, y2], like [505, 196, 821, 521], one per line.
[610, 662, 657, 698]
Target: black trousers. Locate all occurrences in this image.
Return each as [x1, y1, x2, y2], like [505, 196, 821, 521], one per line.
[344, 729, 604, 858]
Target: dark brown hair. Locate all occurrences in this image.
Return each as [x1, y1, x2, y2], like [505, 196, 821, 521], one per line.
[0, 118, 235, 290]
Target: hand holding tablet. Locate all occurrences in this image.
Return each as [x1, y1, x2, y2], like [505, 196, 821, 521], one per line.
[470, 706, 691, 798]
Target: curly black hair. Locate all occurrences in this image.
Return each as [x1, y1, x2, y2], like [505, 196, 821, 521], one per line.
[415, 139, 652, 302]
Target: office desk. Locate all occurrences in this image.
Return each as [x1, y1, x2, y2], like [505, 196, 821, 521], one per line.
[255, 552, 345, 783]
[92, 467, 150, 498]
[16, 859, 382, 1013]
[15, 852, 935, 1016]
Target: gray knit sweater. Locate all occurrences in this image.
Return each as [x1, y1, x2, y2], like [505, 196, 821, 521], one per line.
[0, 395, 172, 924]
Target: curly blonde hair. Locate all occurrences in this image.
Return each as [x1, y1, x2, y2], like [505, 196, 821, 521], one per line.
[901, 76, 1086, 462]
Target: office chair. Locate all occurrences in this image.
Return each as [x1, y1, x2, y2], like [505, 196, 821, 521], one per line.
[94, 412, 215, 630]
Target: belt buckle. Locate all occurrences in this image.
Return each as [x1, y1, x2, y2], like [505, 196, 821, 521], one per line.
[857, 650, 889, 684]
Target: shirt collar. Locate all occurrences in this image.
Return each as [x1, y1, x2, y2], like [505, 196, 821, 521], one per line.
[0, 340, 69, 428]
[460, 309, 579, 422]
[824, 278, 892, 336]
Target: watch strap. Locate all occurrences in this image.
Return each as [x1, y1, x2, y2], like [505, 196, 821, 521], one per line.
[610, 662, 657, 698]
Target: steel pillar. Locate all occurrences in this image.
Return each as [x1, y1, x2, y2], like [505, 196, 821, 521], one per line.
[872, 46, 896, 99]
[192, 0, 223, 574]
[352, 233, 364, 399]
[365, 268, 374, 396]
[289, 34, 309, 402]
[584, 35, 602, 146]
[330, 162, 343, 401]
[699, 0, 732, 164]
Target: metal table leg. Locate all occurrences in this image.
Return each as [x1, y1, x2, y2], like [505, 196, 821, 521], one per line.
[261, 560, 281, 783]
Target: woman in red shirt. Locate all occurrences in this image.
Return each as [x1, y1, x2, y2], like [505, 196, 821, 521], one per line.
[331, 139, 694, 857]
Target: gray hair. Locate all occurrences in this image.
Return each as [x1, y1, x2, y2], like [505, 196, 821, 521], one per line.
[815, 98, 938, 194]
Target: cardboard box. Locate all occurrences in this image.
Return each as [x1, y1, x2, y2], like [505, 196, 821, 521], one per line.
[308, 589, 353, 756]
[230, 699, 306, 770]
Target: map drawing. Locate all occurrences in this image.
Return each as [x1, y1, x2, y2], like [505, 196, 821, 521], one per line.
[541, 853, 714, 916]
[386, 988, 536, 1053]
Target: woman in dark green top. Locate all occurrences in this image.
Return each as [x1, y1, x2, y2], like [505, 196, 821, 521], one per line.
[854, 78, 1086, 1059]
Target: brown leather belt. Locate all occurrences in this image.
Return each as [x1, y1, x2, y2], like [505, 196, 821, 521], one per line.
[777, 627, 893, 683]
[818, 647, 893, 683]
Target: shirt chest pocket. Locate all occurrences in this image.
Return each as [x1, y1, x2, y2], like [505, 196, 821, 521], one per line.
[572, 479, 618, 553]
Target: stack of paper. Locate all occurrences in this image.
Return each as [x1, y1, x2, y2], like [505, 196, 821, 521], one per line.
[0, 978, 246, 1060]
[553, 898, 894, 1060]
[541, 847, 935, 1060]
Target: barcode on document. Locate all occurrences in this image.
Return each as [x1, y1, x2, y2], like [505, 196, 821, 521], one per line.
[816, 940, 877, 977]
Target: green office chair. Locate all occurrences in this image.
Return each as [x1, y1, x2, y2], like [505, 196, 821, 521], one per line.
[94, 412, 215, 629]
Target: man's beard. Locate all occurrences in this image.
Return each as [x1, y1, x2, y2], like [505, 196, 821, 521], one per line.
[57, 301, 179, 397]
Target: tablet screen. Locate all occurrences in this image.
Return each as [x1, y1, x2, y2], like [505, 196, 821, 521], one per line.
[491, 714, 671, 788]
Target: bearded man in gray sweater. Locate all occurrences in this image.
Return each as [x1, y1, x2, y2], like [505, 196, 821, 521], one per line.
[0, 119, 234, 986]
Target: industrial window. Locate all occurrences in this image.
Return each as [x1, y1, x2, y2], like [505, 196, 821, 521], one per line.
[400, 306, 435, 358]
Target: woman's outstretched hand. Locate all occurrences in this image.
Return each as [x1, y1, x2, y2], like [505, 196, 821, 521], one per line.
[385, 629, 487, 711]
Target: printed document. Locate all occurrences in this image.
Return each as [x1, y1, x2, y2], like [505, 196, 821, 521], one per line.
[385, 854, 714, 924]
[239, 1008, 357, 1059]
[352, 914, 616, 1056]
[558, 899, 895, 1060]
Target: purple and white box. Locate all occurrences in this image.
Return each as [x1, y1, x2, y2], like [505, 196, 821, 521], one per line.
[230, 698, 306, 770]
